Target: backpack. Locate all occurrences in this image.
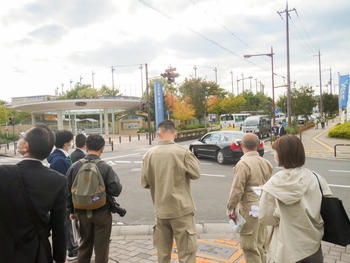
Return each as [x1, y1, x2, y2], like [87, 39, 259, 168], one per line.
[71, 159, 106, 210]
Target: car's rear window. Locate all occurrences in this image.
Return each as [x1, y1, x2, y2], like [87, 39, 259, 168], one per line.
[220, 133, 243, 142]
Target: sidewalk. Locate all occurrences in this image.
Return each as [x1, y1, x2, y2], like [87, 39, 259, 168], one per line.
[265, 117, 350, 159]
[78, 223, 350, 263]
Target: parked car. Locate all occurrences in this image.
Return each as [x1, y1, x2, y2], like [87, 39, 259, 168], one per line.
[189, 131, 264, 164]
[298, 115, 307, 125]
[241, 115, 271, 139]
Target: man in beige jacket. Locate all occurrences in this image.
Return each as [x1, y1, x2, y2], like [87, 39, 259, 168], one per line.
[227, 133, 273, 263]
[141, 120, 201, 263]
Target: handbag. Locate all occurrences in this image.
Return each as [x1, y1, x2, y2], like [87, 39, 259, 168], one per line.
[313, 172, 350, 246]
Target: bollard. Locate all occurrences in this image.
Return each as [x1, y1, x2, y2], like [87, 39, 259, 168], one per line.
[146, 133, 148, 139]
[129, 135, 131, 142]
[138, 134, 140, 141]
[109, 137, 111, 144]
[299, 131, 302, 142]
[111, 141, 114, 151]
[14, 142, 17, 155]
[151, 133, 154, 140]
[119, 136, 122, 143]
[7, 143, 9, 150]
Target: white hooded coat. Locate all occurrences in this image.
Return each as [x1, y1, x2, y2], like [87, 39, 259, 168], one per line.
[259, 167, 332, 263]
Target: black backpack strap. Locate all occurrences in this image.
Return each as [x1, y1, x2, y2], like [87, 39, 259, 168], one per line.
[312, 171, 324, 197]
[15, 165, 49, 241]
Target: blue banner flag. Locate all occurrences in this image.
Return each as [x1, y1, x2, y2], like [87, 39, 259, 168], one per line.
[339, 75, 349, 109]
[154, 81, 165, 129]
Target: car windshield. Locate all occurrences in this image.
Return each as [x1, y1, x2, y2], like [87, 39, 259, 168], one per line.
[220, 133, 243, 142]
[243, 118, 259, 126]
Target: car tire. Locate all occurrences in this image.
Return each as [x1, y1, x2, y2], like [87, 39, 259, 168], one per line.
[216, 150, 225, 164]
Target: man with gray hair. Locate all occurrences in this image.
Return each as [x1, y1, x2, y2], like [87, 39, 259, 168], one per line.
[227, 133, 273, 263]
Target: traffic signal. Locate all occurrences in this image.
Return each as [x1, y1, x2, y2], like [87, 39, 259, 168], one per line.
[167, 72, 175, 84]
[140, 101, 146, 112]
[9, 117, 14, 125]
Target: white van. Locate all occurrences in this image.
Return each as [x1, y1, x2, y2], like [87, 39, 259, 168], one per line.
[220, 113, 251, 129]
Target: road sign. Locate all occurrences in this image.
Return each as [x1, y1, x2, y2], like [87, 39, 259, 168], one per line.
[165, 68, 176, 72]
[275, 109, 280, 114]
[154, 81, 164, 129]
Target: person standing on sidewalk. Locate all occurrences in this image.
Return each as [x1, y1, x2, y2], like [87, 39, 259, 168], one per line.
[70, 133, 87, 163]
[67, 134, 122, 263]
[141, 120, 201, 263]
[0, 125, 67, 263]
[227, 133, 273, 263]
[259, 135, 332, 263]
[47, 130, 79, 260]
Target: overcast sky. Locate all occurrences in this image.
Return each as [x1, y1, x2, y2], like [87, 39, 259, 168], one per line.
[1, 0, 349, 102]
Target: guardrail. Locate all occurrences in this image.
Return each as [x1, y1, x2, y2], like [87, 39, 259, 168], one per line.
[334, 144, 350, 157]
[175, 128, 209, 142]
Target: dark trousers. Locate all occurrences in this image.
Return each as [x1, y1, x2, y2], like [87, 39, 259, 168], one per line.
[66, 212, 78, 253]
[296, 246, 323, 263]
[77, 209, 112, 263]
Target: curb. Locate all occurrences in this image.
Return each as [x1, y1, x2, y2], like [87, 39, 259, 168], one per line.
[111, 223, 234, 237]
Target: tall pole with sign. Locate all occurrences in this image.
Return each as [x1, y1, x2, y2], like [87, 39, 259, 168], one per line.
[145, 63, 152, 145]
[154, 81, 165, 130]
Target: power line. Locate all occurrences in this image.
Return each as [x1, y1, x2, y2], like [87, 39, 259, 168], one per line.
[137, 0, 280, 76]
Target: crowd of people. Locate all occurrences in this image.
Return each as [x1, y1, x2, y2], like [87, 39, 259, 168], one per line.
[0, 120, 332, 263]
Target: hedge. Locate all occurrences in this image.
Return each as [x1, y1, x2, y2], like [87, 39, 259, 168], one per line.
[328, 122, 350, 139]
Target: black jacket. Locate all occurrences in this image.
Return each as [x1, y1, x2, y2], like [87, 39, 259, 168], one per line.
[70, 148, 86, 164]
[0, 160, 67, 263]
[67, 154, 122, 214]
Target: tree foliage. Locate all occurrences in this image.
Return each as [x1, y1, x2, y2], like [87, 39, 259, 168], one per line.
[321, 93, 338, 117]
[98, 85, 121, 97]
[178, 78, 227, 119]
[219, 94, 246, 114]
[172, 97, 195, 122]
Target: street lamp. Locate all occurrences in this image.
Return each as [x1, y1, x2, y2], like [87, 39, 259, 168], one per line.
[237, 75, 253, 94]
[244, 46, 276, 124]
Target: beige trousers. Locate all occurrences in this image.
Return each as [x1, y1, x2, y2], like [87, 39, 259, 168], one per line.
[153, 213, 197, 263]
[240, 211, 267, 263]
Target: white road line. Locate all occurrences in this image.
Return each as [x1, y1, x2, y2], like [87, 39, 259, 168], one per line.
[131, 168, 141, 172]
[102, 153, 140, 161]
[201, 173, 226, 178]
[200, 162, 213, 165]
[328, 170, 350, 173]
[133, 161, 143, 164]
[328, 184, 350, 189]
[114, 160, 132, 164]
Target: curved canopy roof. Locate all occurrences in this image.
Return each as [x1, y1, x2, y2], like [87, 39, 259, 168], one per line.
[10, 96, 141, 114]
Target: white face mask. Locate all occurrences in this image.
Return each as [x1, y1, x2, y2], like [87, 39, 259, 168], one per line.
[273, 151, 279, 166]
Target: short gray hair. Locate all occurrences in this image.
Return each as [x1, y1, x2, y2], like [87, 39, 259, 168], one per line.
[242, 133, 259, 150]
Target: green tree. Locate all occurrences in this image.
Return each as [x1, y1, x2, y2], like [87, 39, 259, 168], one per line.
[0, 104, 8, 124]
[219, 94, 246, 113]
[98, 85, 121, 97]
[321, 93, 338, 117]
[59, 84, 98, 99]
[178, 78, 227, 119]
[242, 92, 273, 115]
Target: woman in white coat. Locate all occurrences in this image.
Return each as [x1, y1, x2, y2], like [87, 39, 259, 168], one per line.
[259, 135, 332, 263]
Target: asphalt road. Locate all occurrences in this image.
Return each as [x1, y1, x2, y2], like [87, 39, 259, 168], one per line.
[1, 141, 349, 226]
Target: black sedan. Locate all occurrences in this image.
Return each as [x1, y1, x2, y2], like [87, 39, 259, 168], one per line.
[189, 131, 264, 164]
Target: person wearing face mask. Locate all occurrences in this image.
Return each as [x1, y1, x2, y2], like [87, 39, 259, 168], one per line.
[259, 135, 332, 263]
[0, 125, 67, 263]
[47, 129, 79, 260]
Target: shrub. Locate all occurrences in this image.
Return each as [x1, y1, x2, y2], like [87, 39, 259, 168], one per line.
[328, 122, 350, 139]
[285, 126, 299, 135]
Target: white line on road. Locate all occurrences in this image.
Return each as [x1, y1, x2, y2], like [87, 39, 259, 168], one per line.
[328, 184, 350, 188]
[114, 160, 132, 164]
[201, 173, 226, 178]
[103, 153, 140, 161]
[200, 162, 213, 165]
[328, 170, 350, 173]
[133, 161, 143, 164]
[131, 168, 141, 172]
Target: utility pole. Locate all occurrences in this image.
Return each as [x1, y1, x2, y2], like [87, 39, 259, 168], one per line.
[318, 50, 323, 115]
[70, 79, 73, 90]
[79, 75, 83, 85]
[249, 77, 252, 91]
[92, 71, 95, 89]
[111, 66, 115, 89]
[329, 67, 333, 94]
[230, 71, 234, 94]
[145, 63, 151, 146]
[255, 78, 258, 94]
[278, 2, 296, 127]
[214, 67, 217, 84]
[194, 65, 198, 78]
[61, 83, 64, 94]
[236, 77, 239, 95]
[139, 64, 144, 96]
[241, 73, 244, 92]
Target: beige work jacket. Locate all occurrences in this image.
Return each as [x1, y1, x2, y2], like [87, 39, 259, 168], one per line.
[141, 140, 201, 219]
[227, 151, 273, 213]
